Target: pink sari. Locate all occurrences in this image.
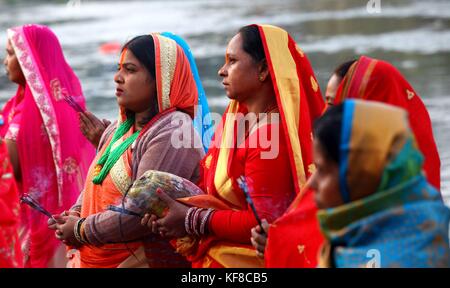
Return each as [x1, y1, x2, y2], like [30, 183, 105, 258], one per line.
[0, 24, 95, 267]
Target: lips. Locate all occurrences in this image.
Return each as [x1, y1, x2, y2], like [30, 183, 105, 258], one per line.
[115, 87, 124, 97]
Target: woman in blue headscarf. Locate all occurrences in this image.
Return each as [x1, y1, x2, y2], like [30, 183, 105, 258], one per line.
[310, 99, 450, 268]
[79, 33, 213, 152]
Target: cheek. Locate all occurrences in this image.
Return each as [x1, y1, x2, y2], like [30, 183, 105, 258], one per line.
[315, 174, 341, 208]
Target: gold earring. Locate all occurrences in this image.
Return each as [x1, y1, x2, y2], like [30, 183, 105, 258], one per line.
[259, 75, 264, 82]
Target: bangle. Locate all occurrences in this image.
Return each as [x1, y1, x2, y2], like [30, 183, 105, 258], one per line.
[74, 218, 86, 245]
[191, 208, 205, 236]
[184, 207, 196, 235]
[200, 208, 215, 235]
[79, 220, 87, 244]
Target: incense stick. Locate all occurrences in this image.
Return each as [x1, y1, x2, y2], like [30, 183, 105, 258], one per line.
[107, 205, 142, 218]
[20, 194, 53, 218]
[63, 95, 85, 113]
[237, 176, 267, 235]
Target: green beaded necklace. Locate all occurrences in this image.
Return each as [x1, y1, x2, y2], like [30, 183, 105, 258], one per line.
[92, 116, 140, 185]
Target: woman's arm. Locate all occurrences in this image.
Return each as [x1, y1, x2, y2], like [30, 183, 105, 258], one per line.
[209, 126, 294, 243]
[82, 113, 204, 245]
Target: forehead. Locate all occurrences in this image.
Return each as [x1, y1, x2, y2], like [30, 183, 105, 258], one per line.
[6, 39, 13, 50]
[327, 74, 341, 88]
[121, 49, 140, 65]
[313, 139, 327, 163]
[226, 33, 243, 55]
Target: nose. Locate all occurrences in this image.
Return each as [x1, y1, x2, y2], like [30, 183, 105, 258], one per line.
[218, 64, 227, 78]
[114, 70, 123, 84]
[3, 57, 7, 67]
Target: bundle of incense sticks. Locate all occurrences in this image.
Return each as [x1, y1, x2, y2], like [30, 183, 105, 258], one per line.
[20, 194, 53, 218]
[237, 176, 266, 235]
[63, 95, 85, 113]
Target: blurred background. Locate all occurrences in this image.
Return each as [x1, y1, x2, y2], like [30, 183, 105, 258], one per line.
[0, 0, 449, 203]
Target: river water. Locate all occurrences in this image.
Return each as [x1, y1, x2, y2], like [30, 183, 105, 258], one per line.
[0, 0, 449, 204]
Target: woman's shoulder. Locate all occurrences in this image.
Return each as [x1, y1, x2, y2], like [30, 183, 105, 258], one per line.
[98, 120, 118, 149]
[141, 110, 195, 138]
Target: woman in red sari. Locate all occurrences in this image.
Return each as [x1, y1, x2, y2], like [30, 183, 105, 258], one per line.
[333, 56, 440, 190]
[0, 139, 23, 268]
[142, 24, 325, 268]
[1, 24, 95, 267]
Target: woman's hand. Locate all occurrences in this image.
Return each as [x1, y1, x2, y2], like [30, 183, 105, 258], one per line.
[78, 111, 111, 148]
[251, 219, 270, 258]
[141, 189, 189, 239]
[55, 215, 82, 248]
[47, 210, 78, 230]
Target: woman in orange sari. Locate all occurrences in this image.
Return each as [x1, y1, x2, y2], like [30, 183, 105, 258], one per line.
[49, 34, 205, 268]
[142, 24, 325, 268]
[333, 56, 440, 190]
[0, 139, 23, 268]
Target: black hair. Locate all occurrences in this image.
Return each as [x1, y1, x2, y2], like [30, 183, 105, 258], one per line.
[122, 35, 156, 79]
[121, 35, 158, 124]
[313, 104, 343, 163]
[333, 59, 357, 79]
[238, 25, 266, 63]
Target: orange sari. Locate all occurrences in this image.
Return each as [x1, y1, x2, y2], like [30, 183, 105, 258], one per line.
[179, 25, 325, 268]
[334, 56, 441, 190]
[77, 33, 198, 268]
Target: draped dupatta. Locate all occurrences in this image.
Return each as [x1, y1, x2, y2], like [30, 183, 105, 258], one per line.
[334, 56, 440, 190]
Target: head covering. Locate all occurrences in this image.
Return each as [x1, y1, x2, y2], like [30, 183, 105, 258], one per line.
[160, 32, 213, 152]
[1, 24, 95, 267]
[334, 56, 440, 190]
[318, 100, 450, 268]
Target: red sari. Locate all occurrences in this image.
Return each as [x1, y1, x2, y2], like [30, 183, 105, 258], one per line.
[0, 141, 23, 268]
[179, 25, 325, 268]
[334, 56, 441, 190]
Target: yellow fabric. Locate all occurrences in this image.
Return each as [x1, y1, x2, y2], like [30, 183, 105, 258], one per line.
[207, 243, 264, 268]
[346, 100, 409, 200]
[214, 100, 245, 208]
[260, 25, 306, 188]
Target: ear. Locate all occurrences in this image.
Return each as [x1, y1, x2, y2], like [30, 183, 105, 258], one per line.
[257, 60, 270, 82]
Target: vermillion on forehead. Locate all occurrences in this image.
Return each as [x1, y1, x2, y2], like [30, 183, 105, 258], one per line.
[119, 47, 127, 70]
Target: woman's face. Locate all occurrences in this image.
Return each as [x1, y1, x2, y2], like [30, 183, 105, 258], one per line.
[310, 139, 343, 209]
[325, 73, 341, 106]
[3, 40, 25, 85]
[114, 49, 156, 113]
[218, 33, 261, 102]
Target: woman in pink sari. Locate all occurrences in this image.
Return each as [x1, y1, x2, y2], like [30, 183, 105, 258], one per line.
[1, 24, 95, 267]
